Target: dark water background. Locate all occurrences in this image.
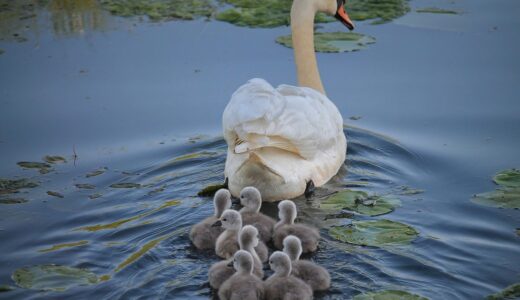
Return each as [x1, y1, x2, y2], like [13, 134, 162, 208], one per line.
[1, 0, 519, 299]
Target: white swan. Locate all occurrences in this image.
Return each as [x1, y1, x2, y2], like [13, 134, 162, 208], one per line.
[223, 0, 354, 202]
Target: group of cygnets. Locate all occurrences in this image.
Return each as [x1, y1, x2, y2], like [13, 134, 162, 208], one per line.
[189, 187, 330, 300]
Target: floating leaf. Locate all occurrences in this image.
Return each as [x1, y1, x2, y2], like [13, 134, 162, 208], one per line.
[38, 241, 88, 253]
[0, 285, 14, 292]
[354, 290, 428, 300]
[0, 198, 28, 204]
[43, 155, 67, 164]
[172, 151, 215, 162]
[47, 191, 64, 198]
[109, 183, 141, 189]
[12, 265, 99, 291]
[487, 283, 520, 300]
[493, 169, 520, 188]
[197, 183, 227, 197]
[329, 219, 418, 247]
[17, 161, 51, 169]
[416, 7, 458, 14]
[276, 32, 376, 53]
[398, 186, 424, 195]
[321, 190, 400, 216]
[89, 193, 102, 200]
[0, 178, 38, 194]
[101, 0, 215, 21]
[472, 189, 520, 209]
[75, 184, 96, 190]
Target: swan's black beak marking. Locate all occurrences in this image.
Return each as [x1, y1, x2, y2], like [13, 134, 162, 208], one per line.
[212, 220, 222, 227]
[335, 0, 355, 30]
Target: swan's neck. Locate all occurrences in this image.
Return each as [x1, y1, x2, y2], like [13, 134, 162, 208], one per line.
[291, 0, 325, 95]
[243, 244, 262, 266]
[239, 206, 258, 213]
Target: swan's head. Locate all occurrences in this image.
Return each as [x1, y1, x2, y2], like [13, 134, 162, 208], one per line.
[269, 251, 292, 277]
[239, 225, 260, 249]
[278, 200, 297, 224]
[283, 235, 302, 261]
[230, 250, 254, 274]
[213, 209, 242, 231]
[214, 189, 232, 218]
[293, 0, 354, 30]
[240, 186, 262, 213]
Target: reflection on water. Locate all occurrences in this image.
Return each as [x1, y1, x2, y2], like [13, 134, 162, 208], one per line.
[0, 0, 109, 41]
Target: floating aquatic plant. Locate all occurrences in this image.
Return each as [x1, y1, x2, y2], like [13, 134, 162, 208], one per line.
[47, 191, 64, 198]
[75, 183, 96, 189]
[329, 219, 418, 247]
[43, 155, 67, 164]
[89, 193, 102, 199]
[100, 0, 215, 21]
[86, 168, 106, 178]
[0, 178, 38, 194]
[17, 161, 52, 174]
[487, 283, 520, 300]
[276, 32, 376, 53]
[416, 7, 458, 14]
[321, 190, 400, 216]
[38, 241, 89, 253]
[0, 198, 28, 204]
[197, 182, 227, 196]
[472, 169, 520, 209]
[354, 290, 429, 300]
[12, 264, 99, 291]
[109, 182, 141, 188]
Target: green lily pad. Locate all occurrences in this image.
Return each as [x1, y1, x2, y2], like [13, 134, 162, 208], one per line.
[43, 155, 67, 164]
[89, 193, 102, 200]
[487, 283, 520, 300]
[472, 189, 520, 209]
[86, 168, 106, 178]
[75, 184, 96, 190]
[216, 0, 409, 28]
[12, 264, 99, 291]
[0, 198, 28, 204]
[276, 32, 376, 53]
[17, 161, 52, 174]
[47, 191, 64, 198]
[329, 219, 418, 247]
[354, 290, 428, 300]
[321, 190, 400, 216]
[110, 183, 141, 189]
[493, 169, 520, 188]
[0, 178, 38, 194]
[101, 0, 215, 21]
[197, 182, 227, 197]
[416, 7, 458, 14]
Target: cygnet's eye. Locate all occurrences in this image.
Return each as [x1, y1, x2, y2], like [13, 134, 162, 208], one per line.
[223, 218, 227, 221]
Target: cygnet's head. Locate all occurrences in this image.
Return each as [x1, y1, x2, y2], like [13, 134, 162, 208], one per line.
[239, 186, 262, 213]
[278, 200, 297, 224]
[213, 209, 242, 231]
[229, 250, 254, 274]
[269, 251, 292, 277]
[283, 235, 302, 261]
[214, 189, 232, 218]
[239, 225, 260, 249]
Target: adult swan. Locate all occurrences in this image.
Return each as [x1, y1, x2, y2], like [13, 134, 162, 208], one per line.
[223, 0, 354, 202]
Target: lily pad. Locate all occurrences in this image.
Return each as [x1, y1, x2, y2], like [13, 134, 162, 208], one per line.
[416, 7, 458, 14]
[89, 193, 102, 200]
[321, 190, 400, 216]
[276, 32, 376, 53]
[493, 169, 520, 188]
[17, 161, 52, 174]
[86, 168, 106, 178]
[197, 182, 227, 197]
[329, 219, 419, 247]
[0, 198, 28, 204]
[109, 183, 141, 189]
[47, 191, 64, 198]
[487, 283, 520, 300]
[75, 184, 96, 190]
[354, 290, 428, 300]
[43, 155, 67, 164]
[472, 189, 520, 209]
[12, 264, 99, 291]
[0, 178, 38, 194]
[101, 0, 215, 21]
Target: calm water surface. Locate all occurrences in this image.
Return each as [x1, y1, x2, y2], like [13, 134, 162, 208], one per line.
[1, 0, 519, 299]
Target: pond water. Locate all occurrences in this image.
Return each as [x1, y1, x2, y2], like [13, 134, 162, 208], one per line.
[1, 0, 519, 299]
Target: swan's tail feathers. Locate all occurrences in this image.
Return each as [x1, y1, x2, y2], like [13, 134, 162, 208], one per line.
[233, 134, 302, 157]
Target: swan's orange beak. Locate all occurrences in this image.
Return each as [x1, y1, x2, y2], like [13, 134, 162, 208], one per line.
[335, 0, 354, 30]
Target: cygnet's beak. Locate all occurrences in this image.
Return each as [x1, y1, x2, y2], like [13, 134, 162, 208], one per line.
[231, 197, 241, 205]
[212, 220, 222, 227]
[226, 260, 234, 267]
[335, 0, 354, 30]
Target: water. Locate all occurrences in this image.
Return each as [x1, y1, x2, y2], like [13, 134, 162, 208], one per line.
[1, 0, 520, 299]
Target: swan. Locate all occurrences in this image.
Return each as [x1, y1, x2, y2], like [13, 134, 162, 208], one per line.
[222, 0, 354, 202]
[273, 200, 320, 253]
[264, 251, 313, 300]
[213, 209, 268, 261]
[189, 189, 231, 250]
[218, 250, 265, 300]
[283, 235, 330, 291]
[208, 225, 264, 289]
[239, 186, 276, 242]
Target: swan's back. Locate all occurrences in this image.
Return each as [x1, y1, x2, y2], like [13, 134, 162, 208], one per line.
[264, 275, 313, 300]
[218, 272, 265, 300]
[292, 260, 331, 291]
